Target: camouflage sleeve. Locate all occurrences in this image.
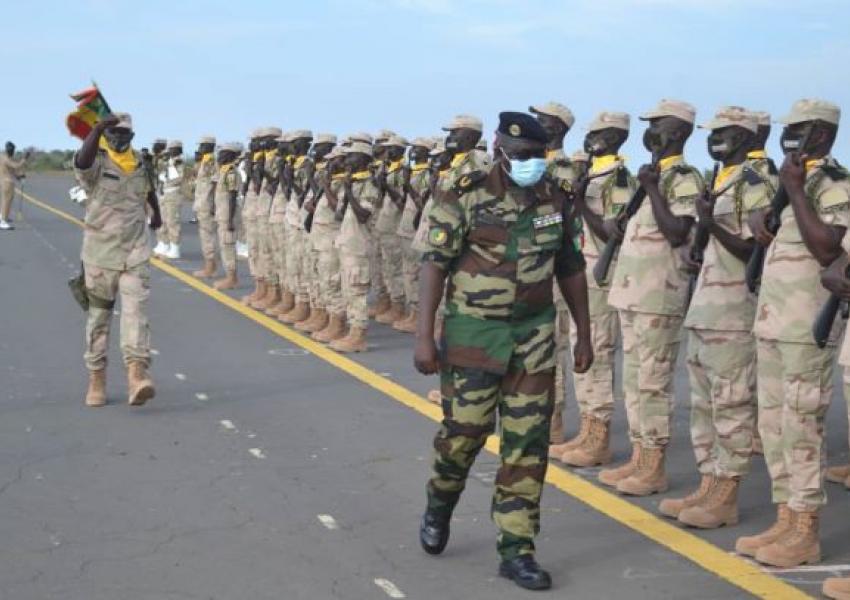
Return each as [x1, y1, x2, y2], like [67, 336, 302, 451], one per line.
[357, 180, 380, 214]
[73, 151, 103, 192]
[740, 180, 773, 238]
[668, 171, 702, 218]
[554, 218, 586, 278]
[422, 197, 467, 270]
[817, 180, 850, 228]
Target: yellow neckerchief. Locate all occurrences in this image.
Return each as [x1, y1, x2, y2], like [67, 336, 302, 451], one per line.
[590, 154, 622, 174]
[410, 162, 429, 173]
[371, 159, 384, 169]
[658, 154, 684, 171]
[331, 172, 347, 181]
[714, 164, 739, 191]
[293, 155, 308, 169]
[747, 150, 767, 160]
[219, 163, 234, 176]
[806, 157, 824, 172]
[438, 167, 450, 176]
[450, 152, 468, 168]
[98, 136, 137, 174]
[351, 170, 371, 181]
[252, 151, 264, 161]
[386, 159, 404, 173]
[200, 152, 214, 164]
[264, 149, 278, 163]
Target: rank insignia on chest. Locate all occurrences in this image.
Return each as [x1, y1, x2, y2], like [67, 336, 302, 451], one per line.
[532, 213, 563, 229]
[429, 226, 450, 247]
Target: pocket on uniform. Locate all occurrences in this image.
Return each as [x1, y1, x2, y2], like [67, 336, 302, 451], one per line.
[790, 371, 828, 417]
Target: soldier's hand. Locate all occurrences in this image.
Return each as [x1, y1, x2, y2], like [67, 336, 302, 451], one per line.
[695, 190, 715, 227]
[304, 198, 317, 213]
[97, 114, 120, 131]
[414, 337, 440, 375]
[602, 217, 624, 243]
[149, 210, 162, 231]
[679, 244, 702, 275]
[748, 208, 774, 246]
[637, 163, 660, 189]
[572, 337, 593, 374]
[780, 151, 807, 193]
[821, 253, 850, 300]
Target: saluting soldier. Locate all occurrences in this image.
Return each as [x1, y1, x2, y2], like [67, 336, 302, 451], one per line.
[414, 112, 592, 591]
[73, 112, 162, 408]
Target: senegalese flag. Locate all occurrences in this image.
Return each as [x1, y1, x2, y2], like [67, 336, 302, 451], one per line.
[66, 84, 112, 140]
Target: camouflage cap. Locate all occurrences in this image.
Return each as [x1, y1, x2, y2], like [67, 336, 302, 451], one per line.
[442, 114, 483, 132]
[780, 98, 840, 126]
[220, 141, 243, 153]
[699, 106, 758, 133]
[429, 141, 447, 157]
[640, 99, 696, 124]
[342, 141, 373, 156]
[570, 150, 590, 163]
[152, 137, 166, 145]
[325, 147, 344, 159]
[751, 111, 772, 127]
[375, 129, 397, 142]
[249, 129, 262, 139]
[381, 134, 408, 147]
[587, 111, 630, 133]
[348, 131, 374, 145]
[276, 132, 290, 143]
[410, 136, 434, 149]
[289, 129, 313, 141]
[198, 135, 216, 145]
[262, 126, 283, 138]
[314, 133, 337, 145]
[529, 102, 575, 129]
[166, 139, 183, 150]
[110, 112, 133, 131]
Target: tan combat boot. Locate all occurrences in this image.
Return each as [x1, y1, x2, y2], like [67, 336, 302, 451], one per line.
[241, 278, 264, 305]
[281, 301, 310, 324]
[259, 284, 281, 313]
[392, 309, 418, 333]
[193, 259, 217, 279]
[823, 576, 850, 600]
[598, 442, 641, 487]
[734, 503, 793, 557]
[658, 474, 715, 519]
[313, 313, 346, 342]
[369, 294, 391, 319]
[617, 446, 668, 496]
[329, 326, 367, 353]
[213, 270, 238, 290]
[826, 464, 850, 484]
[561, 416, 613, 467]
[678, 476, 740, 529]
[250, 280, 272, 309]
[755, 509, 820, 567]
[298, 308, 328, 333]
[376, 301, 405, 325]
[127, 362, 155, 407]
[270, 290, 295, 317]
[550, 414, 591, 461]
[85, 369, 107, 407]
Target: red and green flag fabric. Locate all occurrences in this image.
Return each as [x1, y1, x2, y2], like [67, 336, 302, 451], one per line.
[66, 85, 112, 140]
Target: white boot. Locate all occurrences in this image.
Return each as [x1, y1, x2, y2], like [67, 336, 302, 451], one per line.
[153, 241, 167, 255]
[0, 219, 13, 231]
[166, 243, 181, 259]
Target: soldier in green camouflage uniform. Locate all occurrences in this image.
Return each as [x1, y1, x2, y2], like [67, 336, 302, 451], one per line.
[559, 112, 636, 467]
[74, 112, 161, 409]
[659, 107, 775, 528]
[415, 112, 592, 591]
[603, 99, 705, 496]
[736, 99, 850, 568]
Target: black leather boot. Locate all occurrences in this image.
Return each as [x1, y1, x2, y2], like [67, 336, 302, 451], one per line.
[419, 510, 450, 555]
[498, 555, 552, 591]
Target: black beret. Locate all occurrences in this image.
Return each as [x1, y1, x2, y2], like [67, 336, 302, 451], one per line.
[497, 111, 549, 144]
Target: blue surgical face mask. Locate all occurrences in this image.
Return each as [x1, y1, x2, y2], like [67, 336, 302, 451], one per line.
[506, 156, 547, 187]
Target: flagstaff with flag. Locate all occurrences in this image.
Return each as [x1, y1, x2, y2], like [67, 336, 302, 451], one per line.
[66, 83, 112, 140]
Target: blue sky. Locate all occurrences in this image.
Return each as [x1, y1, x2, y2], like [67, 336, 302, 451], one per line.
[5, 0, 850, 167]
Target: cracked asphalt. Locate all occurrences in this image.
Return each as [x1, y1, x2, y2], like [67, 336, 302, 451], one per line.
[1, 174, 849, 600]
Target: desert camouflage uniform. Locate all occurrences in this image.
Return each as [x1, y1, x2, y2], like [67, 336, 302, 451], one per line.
[159, 155, 189, 245]
[243, 151, 264, 276]
[283, 156, 309, 304]
[213, 162, 242, 273]
[75, 149, 153, 371]
[193, 153, 218, 263]
[374, 160, 407, 306]
[572, 156, 634, 423]
[268, 152, 288, 291]
[314, 172, 345, 316]
[753, 156, 850, 511]
[296, 157, 321, 308]
[607, 156, 705, 448]
[423, 165, 585, 560]
[684, 161, 775, 477]
[397, 163, 431, 311]
[255, 149, 279, 285]
[336, 173, 380, 328]
[0, 153, 26, 220]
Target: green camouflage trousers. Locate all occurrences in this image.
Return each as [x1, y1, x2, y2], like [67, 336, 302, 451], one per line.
[686, 329, 756, 478]
[620, 310, 683, 448]
[570, 290, 619, 423]
[84, 262, 151, 371]
[757, 338, 834, 511]
[427, 365, 553, 560]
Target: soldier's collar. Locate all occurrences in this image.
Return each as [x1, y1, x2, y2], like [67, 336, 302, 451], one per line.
[658, 154, 684, 171]
[545, 148, 565, 161]
[450, 152, 468, 168]
[747, 150, 767, 160]
[714, 163, 742, 191]
[590, 154, 623, 175]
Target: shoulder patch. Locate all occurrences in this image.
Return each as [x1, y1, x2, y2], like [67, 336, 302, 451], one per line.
[452, 170, 487, 195]
[428, 224, 451, 247]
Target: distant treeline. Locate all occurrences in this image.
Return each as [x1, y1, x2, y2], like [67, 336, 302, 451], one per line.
[21, 149, 76, 172]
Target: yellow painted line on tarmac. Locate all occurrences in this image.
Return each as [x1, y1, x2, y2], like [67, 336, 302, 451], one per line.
[24, 190, 811, 600]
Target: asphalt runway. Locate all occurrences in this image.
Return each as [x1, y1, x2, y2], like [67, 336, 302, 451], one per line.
[1, 173, 848, 599]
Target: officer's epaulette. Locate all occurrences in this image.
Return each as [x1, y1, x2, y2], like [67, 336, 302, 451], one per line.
[453, 170, 487, 195]
[822, 160, 849, 182]
[742, 165, 766, 186]
[615, 165, 630, 188]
